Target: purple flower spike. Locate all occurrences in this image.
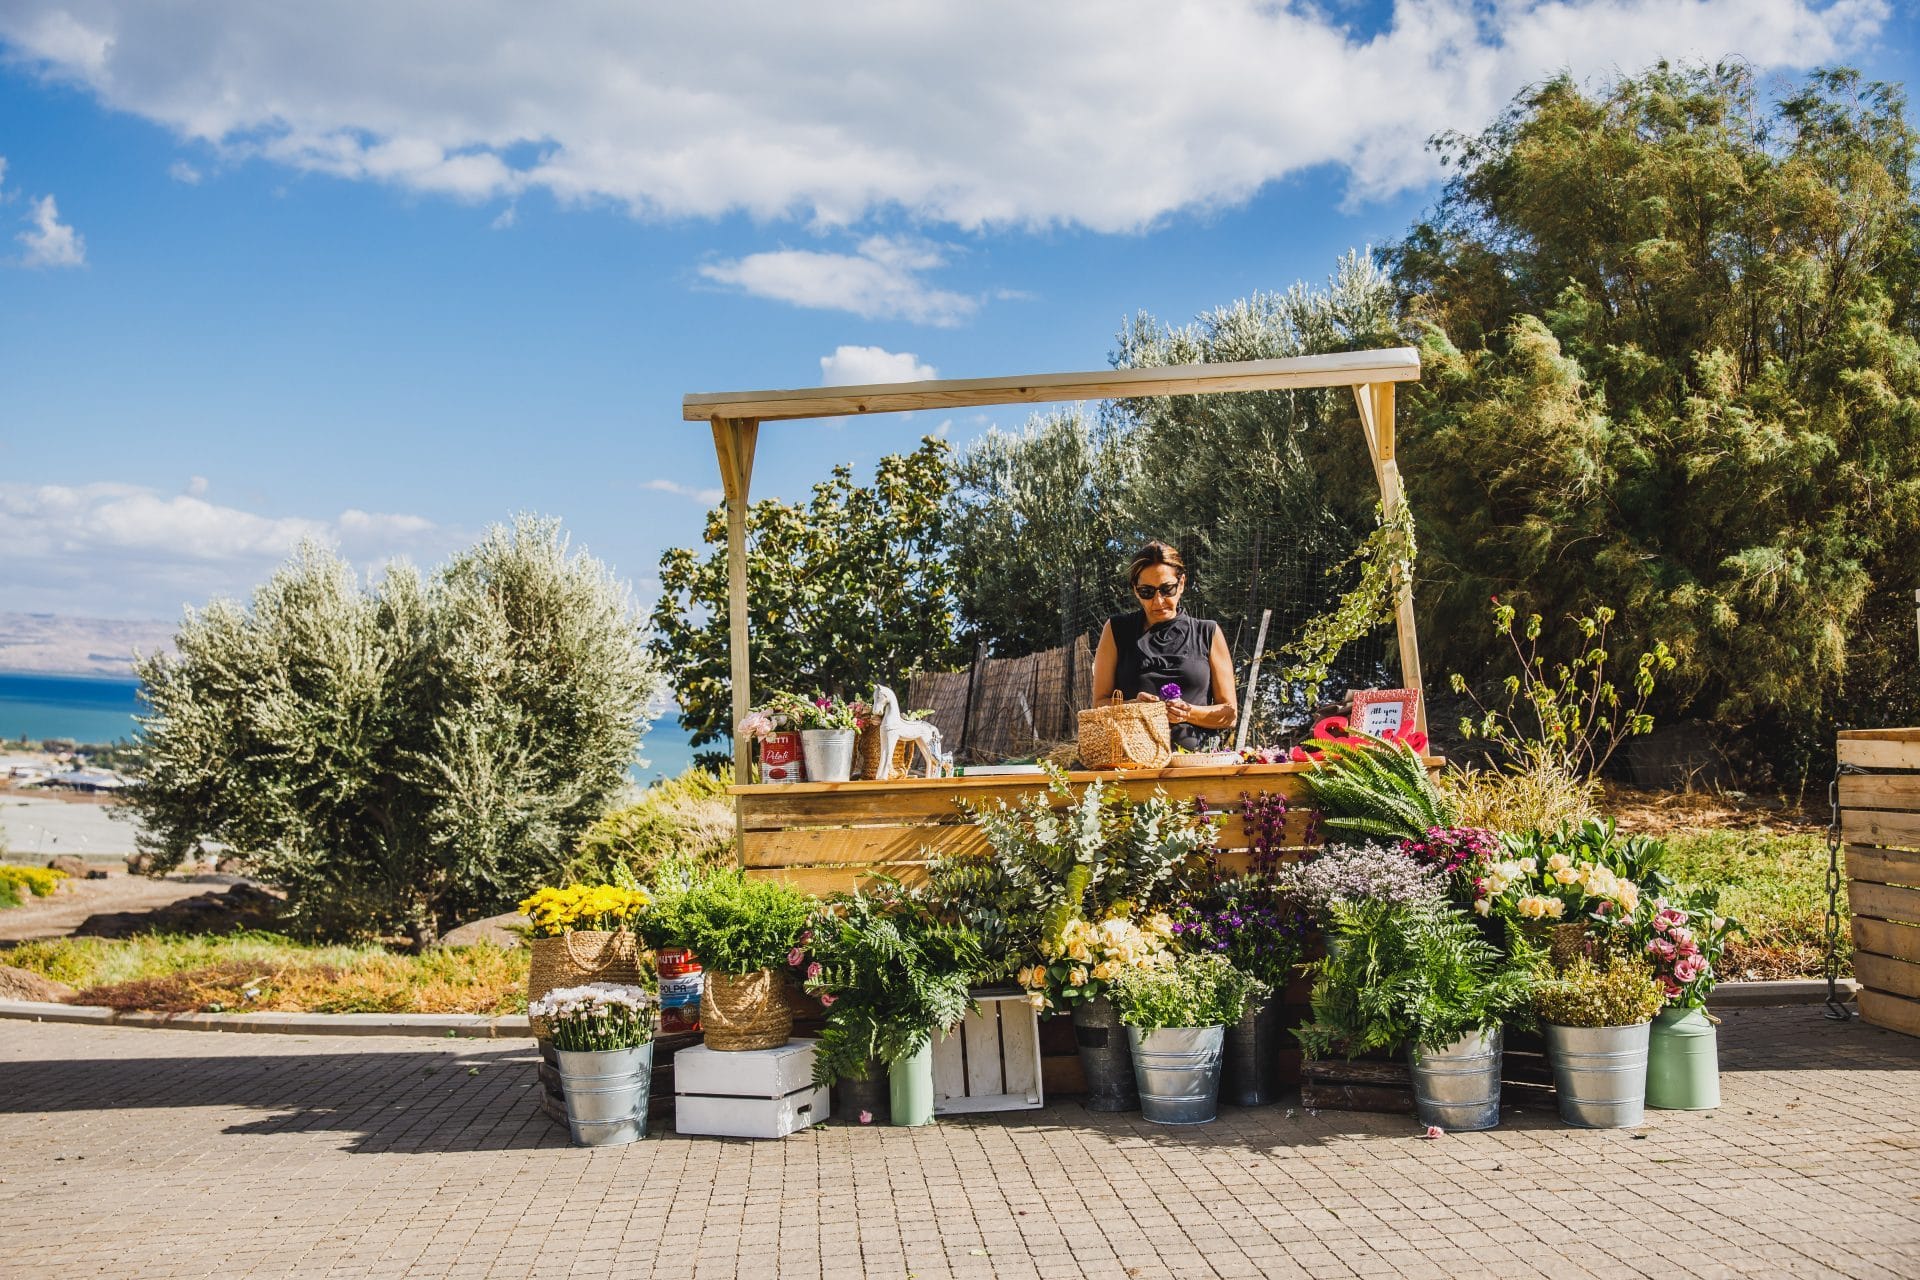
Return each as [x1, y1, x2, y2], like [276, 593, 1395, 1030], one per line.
[1160, 682, 1182, 701]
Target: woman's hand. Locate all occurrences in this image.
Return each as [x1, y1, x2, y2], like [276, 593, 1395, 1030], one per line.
[1164, 698, 1195, 725]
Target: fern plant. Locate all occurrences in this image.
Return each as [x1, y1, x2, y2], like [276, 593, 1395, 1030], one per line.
[1295, 898, 1536, 1058]
[1299, 732, 1455, 844]
[796, 886, 983, 1086]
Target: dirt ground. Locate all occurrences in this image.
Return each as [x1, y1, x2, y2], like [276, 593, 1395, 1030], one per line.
[1601, 781, 1824, 836]
[0, 872, 215, 943]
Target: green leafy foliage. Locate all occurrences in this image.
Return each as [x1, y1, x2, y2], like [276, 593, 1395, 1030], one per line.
[1533, 956, 1667, 1028]
[1393, 63, 1920, 750]
[649, 438, 964, 758]
[1296, 899, 1537, 1058]
[642, 868, 813, 976]
[568, 769, 735, 884]
[1299, 734, 1456, 843]
[126, 518, 662, 946]
[1111, 952, 1262, 1033]
[798, 886, 983, 1084]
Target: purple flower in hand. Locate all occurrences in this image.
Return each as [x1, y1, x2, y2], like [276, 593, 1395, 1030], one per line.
[1160, 682, 1182, 701]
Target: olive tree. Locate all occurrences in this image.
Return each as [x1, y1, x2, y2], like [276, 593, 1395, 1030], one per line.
[128, 516, 662, 946]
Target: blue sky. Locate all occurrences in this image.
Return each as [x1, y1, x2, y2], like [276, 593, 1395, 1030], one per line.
[1, 1, 1915, 624]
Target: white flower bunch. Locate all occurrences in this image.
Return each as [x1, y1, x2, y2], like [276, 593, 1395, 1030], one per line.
[530, 982, 656, 1052]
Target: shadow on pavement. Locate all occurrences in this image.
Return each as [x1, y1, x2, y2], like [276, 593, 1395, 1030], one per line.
[0, 1041, 569, 1155]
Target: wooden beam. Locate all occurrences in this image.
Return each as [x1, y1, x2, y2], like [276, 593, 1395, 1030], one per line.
[710, 417, 759, 787]
[1379, 458, 1428, 736]
[685, 348, 1422, 423]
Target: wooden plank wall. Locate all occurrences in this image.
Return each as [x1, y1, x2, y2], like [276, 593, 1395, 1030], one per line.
[735, 764, 1319, 898]
[1838, 729, 1920, 1037]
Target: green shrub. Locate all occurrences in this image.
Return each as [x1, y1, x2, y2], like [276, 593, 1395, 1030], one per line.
[1533, 957, 1666, 1028]
[569, 769, 735, 884]
[0, 864, 68, 899]
[642, 868, 813, 975]
[1111, 953, 1262, 1033]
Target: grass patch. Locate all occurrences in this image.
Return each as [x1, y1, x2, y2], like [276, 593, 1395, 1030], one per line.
[1658, 828, 1846, 981]
[4, 932, 529, 1015]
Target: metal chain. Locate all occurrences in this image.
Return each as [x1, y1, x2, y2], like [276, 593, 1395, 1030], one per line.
[1824, 762, 1861, 1022]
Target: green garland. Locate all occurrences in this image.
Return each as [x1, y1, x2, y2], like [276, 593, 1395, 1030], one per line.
[1275, 502, 1416, 707]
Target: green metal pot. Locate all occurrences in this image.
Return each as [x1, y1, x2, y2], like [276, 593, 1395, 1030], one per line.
[1646, 1005, 1720, 1111]
[888, 1042, 936, 1127]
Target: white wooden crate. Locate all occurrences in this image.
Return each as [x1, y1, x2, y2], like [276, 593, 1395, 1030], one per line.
[931, 991, 1043, 1115]
[674, 1039, 830, 1139]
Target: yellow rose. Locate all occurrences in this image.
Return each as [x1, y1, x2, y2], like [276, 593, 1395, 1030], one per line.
[1068, 967, 1088, 988]
[1474, 898, 1491, 917]
[1545, 899, 1565, 919]
[1547, 853, 1570, 872]
[1092, 961, 1119, 982]
[1027, 990, 1049, 1011]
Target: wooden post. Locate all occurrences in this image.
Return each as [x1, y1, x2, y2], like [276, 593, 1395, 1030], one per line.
[1353, 383, 1427, 733]
[710, 416, 760, 785]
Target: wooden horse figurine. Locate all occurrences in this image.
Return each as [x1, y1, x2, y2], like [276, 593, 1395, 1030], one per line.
[872, 685, 943, 780]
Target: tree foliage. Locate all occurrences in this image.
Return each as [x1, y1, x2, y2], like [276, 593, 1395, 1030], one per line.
[1391, 62, 1920, 742]
[129, 517, 661, 945]
[650, 437, 963, 753]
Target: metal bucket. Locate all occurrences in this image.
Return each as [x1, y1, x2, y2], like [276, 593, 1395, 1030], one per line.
[1647, 1006, 1720, 1111]
[554, 1043, 653, 1147]
[1544, 1021, 1649, 1129]
[1408, 1026, 1503, 1132]
[800, 729, 856, 782]
[1072, 997, 1139, 1112]
[1222, 995, 1284, 1107]
[1127, 1025, 1225, 1126]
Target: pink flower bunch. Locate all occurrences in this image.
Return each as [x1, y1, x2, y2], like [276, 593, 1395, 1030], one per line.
[1646, 903, 1710, 1001]
[1402, 826, 1500, 879]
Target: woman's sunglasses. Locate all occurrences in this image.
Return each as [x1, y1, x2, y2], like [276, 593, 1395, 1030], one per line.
[1134, 582, 1181, 600]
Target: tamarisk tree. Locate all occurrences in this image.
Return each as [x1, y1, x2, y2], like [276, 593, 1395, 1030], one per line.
[128, 516, 661, 946]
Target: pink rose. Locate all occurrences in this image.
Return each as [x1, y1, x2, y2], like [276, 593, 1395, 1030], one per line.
[819, 992, 836, 1006]
[1673, 954, 1706, 983]
[1654, 907, 1686, 931]
[806, 961, 823, 980]
[859, 1110, 873, 1125]
[1665, 981, 1684, 998]
[1649, 939, 1676, 960]
[1669, 927, 1694, 948]
[787, 947, 806, 966]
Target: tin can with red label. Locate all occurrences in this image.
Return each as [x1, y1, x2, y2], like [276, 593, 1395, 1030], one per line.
[656, 947, 703, 1033]
[760, 731, 806, 784]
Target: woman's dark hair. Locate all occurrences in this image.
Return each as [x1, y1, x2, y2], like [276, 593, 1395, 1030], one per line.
[1127, 541, 1187, 587]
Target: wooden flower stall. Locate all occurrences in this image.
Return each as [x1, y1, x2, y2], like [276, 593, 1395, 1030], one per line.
[1838, 728, 1920, 1037]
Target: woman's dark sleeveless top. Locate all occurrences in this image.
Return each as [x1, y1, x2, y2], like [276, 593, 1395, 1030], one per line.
[1107, 611, 1221, 751]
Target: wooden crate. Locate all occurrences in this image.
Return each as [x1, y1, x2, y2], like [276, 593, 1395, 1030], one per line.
[932, 991, 1044, 1115]
[1839, 728, 1920, 1037]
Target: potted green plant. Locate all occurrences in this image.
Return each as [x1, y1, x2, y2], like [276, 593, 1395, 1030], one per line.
[1295, 897, 1534, 1131]
[1170, 874, 1313, 1106]
[768, 692, 860, 782]
[645, 869, 815, 1051]
[793, 885, 983, 1127]
[1109, 952, 1262, 1125]
[1534, 956, 1667, 1128]
[525, 982, 657, 1147]
[1637, 891, 1740, 1110]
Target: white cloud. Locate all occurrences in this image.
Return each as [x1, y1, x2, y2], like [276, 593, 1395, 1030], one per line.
[0, 2, 1882, 232]
[702, 237, 976, 325]
[642, 478, 724, 506]
[490, 204, 517, 230]
[0, 480, 451, 617]
[17, 193, 84, 267]
[168, 159, 201, 184]
[819, 345, 937, 386]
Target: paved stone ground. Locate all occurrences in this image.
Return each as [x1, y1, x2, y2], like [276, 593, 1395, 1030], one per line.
[2, 1007, 1918, 1280]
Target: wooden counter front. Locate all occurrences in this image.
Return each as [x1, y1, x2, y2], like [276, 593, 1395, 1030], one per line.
[731, 762, 1329, 896]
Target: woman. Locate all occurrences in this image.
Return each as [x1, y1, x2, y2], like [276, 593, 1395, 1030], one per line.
[1091, 541, 1237, 751]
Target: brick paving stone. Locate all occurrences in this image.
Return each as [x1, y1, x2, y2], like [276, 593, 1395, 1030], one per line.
[2, 1009, 1920, 1277]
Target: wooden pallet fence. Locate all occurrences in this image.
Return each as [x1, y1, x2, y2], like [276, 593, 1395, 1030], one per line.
[1838, 728, 1920, 1038]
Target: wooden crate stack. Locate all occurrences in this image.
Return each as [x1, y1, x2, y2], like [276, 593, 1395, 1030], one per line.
[1838, 728, 1920, 1037]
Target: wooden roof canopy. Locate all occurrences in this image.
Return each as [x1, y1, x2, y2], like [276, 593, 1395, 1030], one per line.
[687, 347, 1426, 782]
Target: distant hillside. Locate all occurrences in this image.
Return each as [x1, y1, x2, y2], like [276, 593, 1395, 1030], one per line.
[0, 613, 176, 677]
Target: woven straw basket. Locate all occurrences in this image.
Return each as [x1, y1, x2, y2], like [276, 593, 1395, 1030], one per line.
[701, 969, 795, 1051]
[855, 725, 918, 779]
[1077, 694, 1172, 770]
[527, 930, 643, 1037]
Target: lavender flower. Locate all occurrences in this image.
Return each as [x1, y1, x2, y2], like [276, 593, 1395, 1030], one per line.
[1280, 842, 1447, 917]
[1160, 683, 1182, 701]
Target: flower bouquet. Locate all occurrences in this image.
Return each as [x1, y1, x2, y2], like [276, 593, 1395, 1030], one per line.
[527, 982, 656, 1146]
[1634, 891, 1740, 1111]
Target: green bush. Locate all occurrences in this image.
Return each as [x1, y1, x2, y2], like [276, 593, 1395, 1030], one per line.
[1111, 953, 1262, 1033]
[569, 769, 734, 884]
[642, 868, 813, 975]
[1533, 957, 1666, 1028]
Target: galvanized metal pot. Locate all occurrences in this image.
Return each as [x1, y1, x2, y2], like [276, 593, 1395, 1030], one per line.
[1544, 1021, 1650, 1128]
[1222, 994, 1284, 1107]
[1127, 1025, 1226, 1125]
[1072, 997, 1139, 1112]
[1407, 1026, 1503, 1132]
[799, 729, 856, 782]
[1647, 1006, 1720, 1110]
[554, 1043, 653, 1147]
